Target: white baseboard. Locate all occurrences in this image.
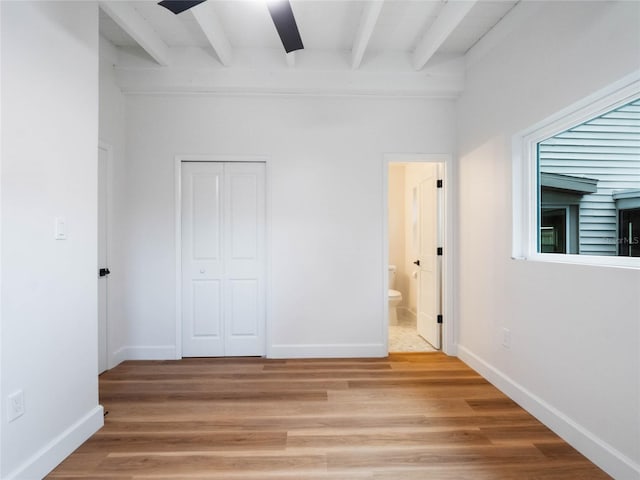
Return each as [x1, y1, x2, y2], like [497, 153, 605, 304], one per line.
[5, 405, 104, 480]
[268, 343, 387, 359]
[112, 343, 387, 361]
[457, 345, 640, 480]
[110, 345, 127, 367]
[111, 345, 177, 363]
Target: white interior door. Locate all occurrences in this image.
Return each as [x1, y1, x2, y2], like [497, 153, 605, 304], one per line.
[223, 163, 266, 356]
[181, 162, 265, 357]
[98, 145, 109, 373]
[416, 169, 441, 349]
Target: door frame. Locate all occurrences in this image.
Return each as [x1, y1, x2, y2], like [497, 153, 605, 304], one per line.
[383, 153, 456, 355]
[174, 155, 271, 359]
[98, 140, 114, 370]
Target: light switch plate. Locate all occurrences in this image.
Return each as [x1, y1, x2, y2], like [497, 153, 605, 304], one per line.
[7, 390, 25, 422]
[55, 217, 66, 240]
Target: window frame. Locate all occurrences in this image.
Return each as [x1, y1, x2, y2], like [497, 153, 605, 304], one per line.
[512, 72, 640, 269]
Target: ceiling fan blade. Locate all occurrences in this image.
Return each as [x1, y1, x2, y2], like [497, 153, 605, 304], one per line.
[266, 0, 304, 53]
[158, 0, 206, 15]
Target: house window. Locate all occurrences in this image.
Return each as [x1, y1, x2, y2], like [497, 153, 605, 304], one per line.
[613, 189, 640, 257]
[513, 74, 640, 268]
[537, 96, 640, 256]
[618, 208, 639, 256]
[538, 172, 596, 254]
[540, 207, 567, 253]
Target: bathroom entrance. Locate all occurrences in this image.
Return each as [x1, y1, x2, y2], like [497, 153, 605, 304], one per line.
[387, 159, 445, 352]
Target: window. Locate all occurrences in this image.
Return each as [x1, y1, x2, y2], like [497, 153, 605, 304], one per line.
[541, 207, 569, 254]
[618, 208, 640, 256]
[613, 188, 640, 257]
[513, 74, 640, 268]
[538, 172, 595, 254]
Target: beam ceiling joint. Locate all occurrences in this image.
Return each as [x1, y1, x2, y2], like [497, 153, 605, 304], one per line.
[351, 0, 384, 70]
[412, 0, 477, 71]
[286, 51, 296, 68]
[99, 1, 171, 67]
[188, 2, 233, 67]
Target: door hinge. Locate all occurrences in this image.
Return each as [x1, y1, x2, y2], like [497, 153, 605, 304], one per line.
[437, 247, 443, 256]
[437, 314, 443, 324]
[437, 179, 443, 188]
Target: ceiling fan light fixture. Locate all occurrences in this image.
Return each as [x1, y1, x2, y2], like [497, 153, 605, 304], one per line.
[157, 0, 303, 54]
[158, 0, 206, 15]
[265, 0, 304, 53]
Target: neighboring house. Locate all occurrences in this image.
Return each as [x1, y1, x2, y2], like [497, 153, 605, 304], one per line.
[539, 98, 640, 256]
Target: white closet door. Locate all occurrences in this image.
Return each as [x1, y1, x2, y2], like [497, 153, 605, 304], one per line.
[223, 163, 266, 356]
[182, 162, 225, 356]
[181, 161, 265, 357]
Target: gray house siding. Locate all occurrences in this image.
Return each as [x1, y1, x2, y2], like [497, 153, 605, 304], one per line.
[539, 98, 640, 255]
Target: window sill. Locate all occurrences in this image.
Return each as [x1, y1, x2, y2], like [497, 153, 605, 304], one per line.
[512, 253, 640, 270]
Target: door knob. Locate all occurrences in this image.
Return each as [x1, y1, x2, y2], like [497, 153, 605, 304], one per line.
[413, 260, 420, 266]
[99, 268, 110, 277]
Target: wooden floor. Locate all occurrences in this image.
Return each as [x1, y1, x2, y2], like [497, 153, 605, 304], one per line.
[48, 353, 611, 479]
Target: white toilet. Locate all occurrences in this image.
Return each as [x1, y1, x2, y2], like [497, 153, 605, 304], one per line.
[388, 265, 403, 325]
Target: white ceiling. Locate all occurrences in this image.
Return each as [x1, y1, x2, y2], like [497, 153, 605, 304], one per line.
[100, 0, 519, 69]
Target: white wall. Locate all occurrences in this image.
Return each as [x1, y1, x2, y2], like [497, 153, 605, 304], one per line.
[1, 3, 103, 478]
[99, 37, 127, 367]
[456, 2, 640, 478]
[121, 95, 454, 358]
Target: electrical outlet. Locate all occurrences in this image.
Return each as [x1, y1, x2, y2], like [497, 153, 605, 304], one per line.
[502, 328, 511, 350]
[7, 390, 25, 422]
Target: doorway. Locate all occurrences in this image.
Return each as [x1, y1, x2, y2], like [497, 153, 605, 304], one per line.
[179, 161, 266, 357]
[387, 160, 445, 353]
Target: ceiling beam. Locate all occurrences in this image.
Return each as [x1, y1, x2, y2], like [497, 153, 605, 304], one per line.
[188, 2, 233, 67]
[286, 51, 296, 68]
[99, 1, 170, 67]
[412, 0, 477, 71]
[351, 0, 384, 69]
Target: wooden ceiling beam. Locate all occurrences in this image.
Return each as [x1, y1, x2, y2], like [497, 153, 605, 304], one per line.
[188, 2, 233, 67]
[99, 1, 170, 67]
[286, 51, 296, 68]
[351, 0, 384, 69]
[412, 0, 477, 71]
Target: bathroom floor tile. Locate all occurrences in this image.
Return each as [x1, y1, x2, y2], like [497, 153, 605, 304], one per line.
[389, 323, 437, 353]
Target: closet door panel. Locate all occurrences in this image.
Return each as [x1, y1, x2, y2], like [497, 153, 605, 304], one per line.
[224, 163, 266, 356]
[181, 162, 225, 357]
[182, 161, 265, 357]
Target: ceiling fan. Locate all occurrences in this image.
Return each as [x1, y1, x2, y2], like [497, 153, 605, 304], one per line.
[158, 0, 304, 53]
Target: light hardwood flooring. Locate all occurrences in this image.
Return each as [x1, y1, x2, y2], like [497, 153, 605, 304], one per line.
[48, 354, 611, 479]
